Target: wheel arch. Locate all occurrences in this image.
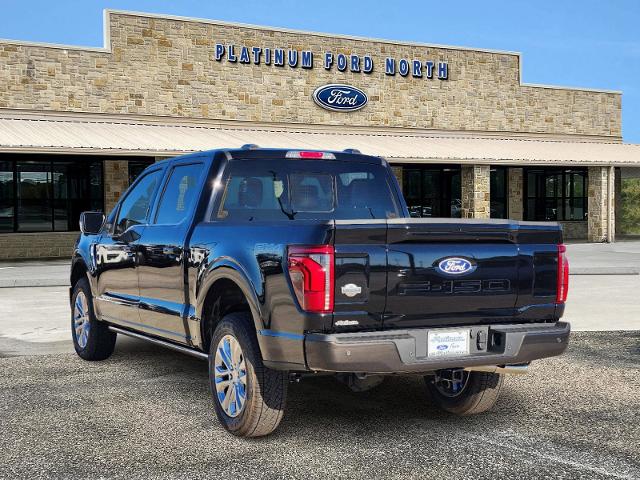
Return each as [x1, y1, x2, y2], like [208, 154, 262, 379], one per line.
[197, 266, 264, 354]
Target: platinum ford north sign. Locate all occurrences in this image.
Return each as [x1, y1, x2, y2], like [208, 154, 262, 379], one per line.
[313, 84, 368, 112]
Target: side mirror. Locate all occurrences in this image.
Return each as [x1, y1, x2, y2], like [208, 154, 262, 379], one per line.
[79, 211, 105, 235]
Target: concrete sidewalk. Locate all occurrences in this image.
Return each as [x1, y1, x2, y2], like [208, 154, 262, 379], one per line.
[0, 240, 638, 288]
[0, 260, 69, 287]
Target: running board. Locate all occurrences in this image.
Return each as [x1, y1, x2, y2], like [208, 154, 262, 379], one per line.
[108, 325, 208, 361]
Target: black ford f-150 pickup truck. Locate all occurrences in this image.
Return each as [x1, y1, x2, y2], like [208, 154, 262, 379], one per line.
[70, 147, 570, 437]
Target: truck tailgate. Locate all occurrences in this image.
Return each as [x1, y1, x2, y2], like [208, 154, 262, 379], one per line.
[332, 218, 562, 331]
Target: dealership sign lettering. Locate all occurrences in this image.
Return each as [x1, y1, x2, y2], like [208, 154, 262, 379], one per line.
[214, 43, 448, 80]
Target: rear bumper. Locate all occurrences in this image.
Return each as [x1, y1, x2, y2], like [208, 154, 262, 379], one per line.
[304, 322, 570, 374]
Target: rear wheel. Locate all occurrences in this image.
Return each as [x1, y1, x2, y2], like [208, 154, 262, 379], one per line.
[209, 312, 288, 437]
[71, 278, 116, 361]
[424, 369, 503, 415]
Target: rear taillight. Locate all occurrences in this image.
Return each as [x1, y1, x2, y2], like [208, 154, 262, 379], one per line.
[556, 244, 569, 304]
[288, 245, 334, 313]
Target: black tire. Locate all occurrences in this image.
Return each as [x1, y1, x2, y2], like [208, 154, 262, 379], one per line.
[208, 312, 288, 437]
[425, 370, 503, 415]
[71, 277, 116, 361]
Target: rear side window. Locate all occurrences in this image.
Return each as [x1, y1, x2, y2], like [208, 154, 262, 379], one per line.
[217, 159, 399, 221]
[155, 163, 205, 225]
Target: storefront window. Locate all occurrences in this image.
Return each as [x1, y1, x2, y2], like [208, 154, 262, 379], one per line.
[0, 162, 14, 232]
[525, 168, 587, 221]
[0, 155, 105, 233]
[401, 165, 461, 218]
[490, 167, 508, 219]
[18, 162, 52, 232]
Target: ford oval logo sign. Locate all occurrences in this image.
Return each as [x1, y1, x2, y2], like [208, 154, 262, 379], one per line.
[437, 257, 476, 276]
[312, 84, 368, 112]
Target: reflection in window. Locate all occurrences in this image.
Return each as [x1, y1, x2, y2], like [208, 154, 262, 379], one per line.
[525, 168, 587, 221]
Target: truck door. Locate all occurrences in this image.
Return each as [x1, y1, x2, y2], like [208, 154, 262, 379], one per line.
[136, 159, 207, 345]
[94, 168, 164, 326]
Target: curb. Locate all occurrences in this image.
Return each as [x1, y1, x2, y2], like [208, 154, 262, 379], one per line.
[571, 267, 639, 276]
[0, 279, 68, 288]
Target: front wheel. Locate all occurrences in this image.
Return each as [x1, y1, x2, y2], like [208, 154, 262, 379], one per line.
[208, 312, 288, 437]
[71, 278, 116, 361]
[424, 369, 503, 415]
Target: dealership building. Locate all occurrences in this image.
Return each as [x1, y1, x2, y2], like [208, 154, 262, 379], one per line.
[0, 10, 639, 259]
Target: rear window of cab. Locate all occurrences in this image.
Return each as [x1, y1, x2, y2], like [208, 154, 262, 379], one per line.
[216, 159, 400, 221]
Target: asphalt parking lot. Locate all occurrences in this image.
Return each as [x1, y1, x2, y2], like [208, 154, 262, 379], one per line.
[1, 332, 639, 480]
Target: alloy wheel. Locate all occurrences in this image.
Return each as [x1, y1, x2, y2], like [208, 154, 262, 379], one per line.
[214, 334, 248, 417]
[73, 291, 90, 349]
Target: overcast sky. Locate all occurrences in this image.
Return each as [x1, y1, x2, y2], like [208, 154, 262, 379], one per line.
[1, 0, 638, 142]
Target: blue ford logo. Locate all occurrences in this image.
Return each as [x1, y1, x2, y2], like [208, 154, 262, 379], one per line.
[437, 257, 475, 276]
[436, 344, 448, 351]
[312, 84, 368, 112]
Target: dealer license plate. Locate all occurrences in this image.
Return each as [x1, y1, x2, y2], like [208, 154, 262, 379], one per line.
[427, 329, 470, 358]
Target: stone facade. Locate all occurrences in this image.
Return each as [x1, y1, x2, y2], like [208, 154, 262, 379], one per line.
[588, 166, 615, 242]
[104, 160, 130, 213]
[461, 165, 490, 219]
[0, 11, 621, 138]
[507, 167, 524, 221]
[559, 221, 588, 240]
[0, 232, 78, 260]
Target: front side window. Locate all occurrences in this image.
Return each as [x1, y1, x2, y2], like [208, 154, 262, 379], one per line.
[217, 159, 399, 221]
[115, 170, 162, 234]
[155, 163, 205, 225]
[525, 168, 587, 221]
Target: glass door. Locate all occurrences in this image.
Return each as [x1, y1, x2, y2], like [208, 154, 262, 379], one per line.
[402, 166, 460, 218]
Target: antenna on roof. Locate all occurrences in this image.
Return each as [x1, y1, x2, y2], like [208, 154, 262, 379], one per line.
[241, 144, 259, 150]
[343, 148, 361, 154]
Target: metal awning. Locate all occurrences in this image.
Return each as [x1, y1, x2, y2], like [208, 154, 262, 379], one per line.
[0, 113, 639, 166]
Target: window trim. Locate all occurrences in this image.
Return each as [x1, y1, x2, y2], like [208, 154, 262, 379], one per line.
[152, 161, 206, 226]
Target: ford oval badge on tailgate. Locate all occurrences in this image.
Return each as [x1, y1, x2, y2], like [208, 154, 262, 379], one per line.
[437, 257, 475, 276]
[313, 84, 368, 112]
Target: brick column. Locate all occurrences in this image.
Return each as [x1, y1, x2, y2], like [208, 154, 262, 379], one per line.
[104, 160, 130, 214]
[588, 166, 615, 242]
[390, 166, 403, 193]
[507, 167, 524, 220]
[461, 165, 490, 219]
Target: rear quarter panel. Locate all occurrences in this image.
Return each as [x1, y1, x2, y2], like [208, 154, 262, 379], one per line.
[187, 220, 334, 367]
